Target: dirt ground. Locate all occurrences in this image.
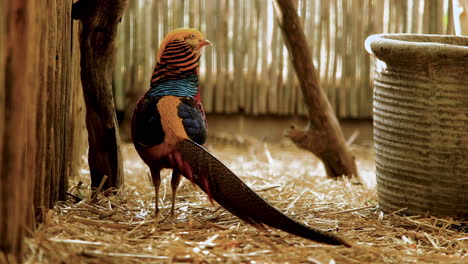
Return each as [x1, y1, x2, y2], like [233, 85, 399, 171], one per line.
[24, 136, 467, 264]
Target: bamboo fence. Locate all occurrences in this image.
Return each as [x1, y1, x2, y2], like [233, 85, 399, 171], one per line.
[114, 0, 455, 118]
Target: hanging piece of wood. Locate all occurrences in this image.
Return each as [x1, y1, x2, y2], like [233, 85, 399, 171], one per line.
[273, 0, 358, 179]
[73, 0, 127, 189]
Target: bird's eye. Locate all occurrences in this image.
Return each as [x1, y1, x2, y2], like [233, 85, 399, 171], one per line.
[190, 34, 196, 39]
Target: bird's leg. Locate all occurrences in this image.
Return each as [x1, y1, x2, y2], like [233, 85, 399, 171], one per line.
[170, 170, 182, 217]
[150, 167, 161, 218]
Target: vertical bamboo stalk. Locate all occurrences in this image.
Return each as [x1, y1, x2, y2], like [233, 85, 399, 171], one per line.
[349, 0, 359, 117]
[338, 0, 347, 117]
[314, 1, 322, 78]
[401, 0, 408, 32]
[152, 0, 159, 55]
[423, 0, 443, 33]
[360, 0, 373, 117]
[423, 0, 430, 33]
[323, 0, 332, 109]
[225, 0, 234, 113]
[215, 0, 224, 113]
[145, 1, 153, 82]
[202, 0, 214, 112]
[304, 0, 314, 115]
[238, 0, 248, 111]
[247, 1, 259, 114]
[277, 31, 285, 114]
[268, 2, 280, 114]
[162, 0, 169, 36]
[329, 0, 339, 113]
[306, 0, 315, 61]
[284, 55, 293, 114]
[257, 0, 269, 114]
[188, 0, 196, 26]
[232, 0, 241, 113]
[389, 0, 396, 32]
[446, 0, 454, 35]
[412, 0, 420, 33]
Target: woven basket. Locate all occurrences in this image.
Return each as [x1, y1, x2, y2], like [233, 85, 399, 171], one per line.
[365, 34, 468, 219]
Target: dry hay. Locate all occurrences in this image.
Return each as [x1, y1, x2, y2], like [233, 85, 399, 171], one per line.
[25, 136, 467, 264]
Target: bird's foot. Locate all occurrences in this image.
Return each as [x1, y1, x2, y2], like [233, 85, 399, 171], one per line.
[153, 207, 160, 219]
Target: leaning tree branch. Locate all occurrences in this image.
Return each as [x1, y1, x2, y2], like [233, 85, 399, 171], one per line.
[72, 0, 127, 189]
[274, 0, 358, 178]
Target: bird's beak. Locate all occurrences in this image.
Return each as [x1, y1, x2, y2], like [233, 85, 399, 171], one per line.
[198, 39, 212, 49]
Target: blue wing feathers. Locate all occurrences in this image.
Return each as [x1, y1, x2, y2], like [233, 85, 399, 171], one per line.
[178, 98, 207, 145]
[133, 96, 206, 148]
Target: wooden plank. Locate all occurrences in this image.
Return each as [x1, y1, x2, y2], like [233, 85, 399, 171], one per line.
[34, 0, 49, 212]
[56, 0, 66, 204]
[0, 0, 4, 184]
[1, 0, 40, 261]
[44, 0, 58, 208]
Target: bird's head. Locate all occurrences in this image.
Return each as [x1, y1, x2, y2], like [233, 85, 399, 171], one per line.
[157, 28, 212, 63]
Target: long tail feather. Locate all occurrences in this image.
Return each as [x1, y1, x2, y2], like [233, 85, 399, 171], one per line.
[177, 139, 351, 247]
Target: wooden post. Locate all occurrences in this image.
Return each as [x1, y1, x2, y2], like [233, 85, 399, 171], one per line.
[72, 0, 127, 190]
[0, 1, 39, 262]
[1, 1, 87, 261]
[274, 0, 358, 178]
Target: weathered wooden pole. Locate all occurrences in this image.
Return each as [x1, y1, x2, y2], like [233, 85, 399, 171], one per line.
[0, 1, 39, 262]
[274, 0, 358, 178]
[72, 0, 127, 190]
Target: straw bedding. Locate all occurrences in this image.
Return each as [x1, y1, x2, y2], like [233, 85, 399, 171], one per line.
[24, 136, 467, 263]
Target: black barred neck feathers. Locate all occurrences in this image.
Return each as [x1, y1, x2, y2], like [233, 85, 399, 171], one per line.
[148, 40, 201, 97]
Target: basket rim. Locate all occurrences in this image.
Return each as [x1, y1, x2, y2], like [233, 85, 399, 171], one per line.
[365, 33, 468, 60]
